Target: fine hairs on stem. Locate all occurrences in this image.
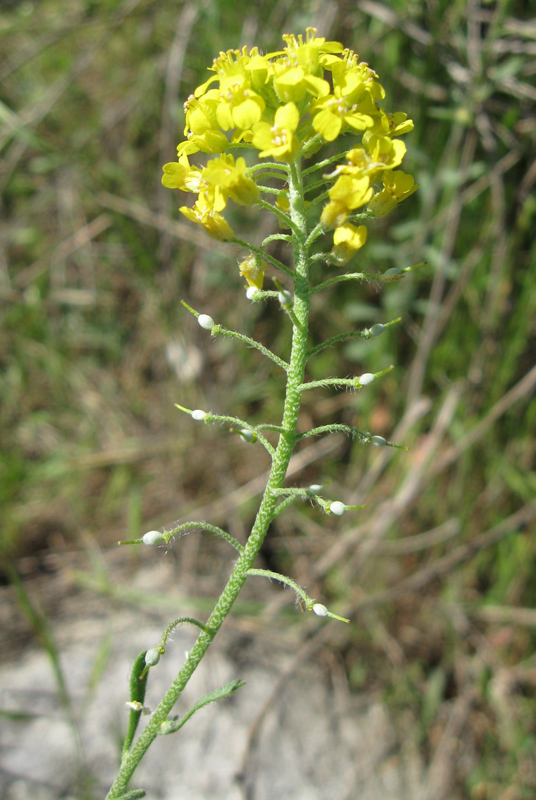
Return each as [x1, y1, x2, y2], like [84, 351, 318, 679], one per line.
[106, 28, 418, 798]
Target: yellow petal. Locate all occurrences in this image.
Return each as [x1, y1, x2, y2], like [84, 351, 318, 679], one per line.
[232, 97, 264, 130]
[161, 162, 188, 189]
[275, 102, 300, 132]
[313, 107, 342, 142]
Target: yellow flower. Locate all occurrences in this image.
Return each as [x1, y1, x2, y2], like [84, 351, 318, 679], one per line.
[362, 134, 406, 170]
[368, 170, 419, 217]
[180, 92, 229, 155]
[239, 254, 265, 289]
[331, 223, 367, 265]
[163, 30, 417, 248]
[330, 59, 385, 105]
[161, 155, 203, 192]
[271, 62, 330, 105]
[320, 201, 345, 228]
[176, 130, 228, 157]
[184, 92, 220, 136]
[279, 28, 344, 68]
[321, 173, 373, 227]
[179, 196, 234, 241]
[216, 75, 265, 131]
[251, 102, 300, 160]
[311, 94, 374, 141]
[195, 46, 270, 97]
[324, 136, 406, 183]
[202, 154, 259, 206]
[369, 110, 414, 138]
[327, 173, 373, 215]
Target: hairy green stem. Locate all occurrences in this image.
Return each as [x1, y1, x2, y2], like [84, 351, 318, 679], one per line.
[105, 154, 311, 798]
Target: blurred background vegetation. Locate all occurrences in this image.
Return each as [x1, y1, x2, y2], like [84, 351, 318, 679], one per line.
[1, 0, 535, 797]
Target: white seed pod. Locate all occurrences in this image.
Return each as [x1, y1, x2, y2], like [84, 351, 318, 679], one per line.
[308, 484, 323, 495]
[370, 435, 387, 447]
[329, 501, 346, 516]
[358, 372, 375, 386]
[197, 314, 215, 330]
[142, 530, 165, 546]
[159, 718, 179, 735]
[246, 286, 260, 300]
[384, 267, 402, 279]
[191, 409, 207, 420]
[370, 324, 385, 336]
[239, 428, 257, 444]
[278, 289, 293, 308]
[145, 648, 161, 667]
[313, 603, 328, 617]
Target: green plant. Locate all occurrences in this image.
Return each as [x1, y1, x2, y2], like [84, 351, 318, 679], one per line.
[103, 28, 419, 799]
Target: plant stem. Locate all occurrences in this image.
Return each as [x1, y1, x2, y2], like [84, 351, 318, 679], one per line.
[105, 155, 310, 798]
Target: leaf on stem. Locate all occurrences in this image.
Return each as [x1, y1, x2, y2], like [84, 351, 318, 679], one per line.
[123, 652, 150, 757]
[159, 680, 246, 736]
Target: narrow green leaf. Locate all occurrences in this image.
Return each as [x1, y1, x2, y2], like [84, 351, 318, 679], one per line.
[159, 680, 245, 736]
[122, 652, 149, 757]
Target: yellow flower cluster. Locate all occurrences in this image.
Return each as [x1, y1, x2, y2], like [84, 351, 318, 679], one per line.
[162, 153, 258, 241]
[162, 28, 417, 258]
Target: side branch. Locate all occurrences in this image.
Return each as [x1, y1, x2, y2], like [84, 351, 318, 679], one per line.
[213, 325, 289, 372]
[302, 150, 350, 176]
[305, 222, 326, 249]
[298, 366, 393, 393]
[248, 161, 289, 175]
[306, 189, 330, 210]
[311, 271, 377, 294]
[165, 521, 245, 553]
[247, 568, 349, 623]
[231, 237, 294, 278]
[204, 412, 276, 456]
[256, 423, 285, 433]
[262, 233, 293, 246]
[307, 318, 402, 359]
[246, 567, 313, 609]
[300, 133, 324, 156]
[175, 404, 276, 456]
[297, 424, 369, 442]
[303, 178, 331, 196]
[273, 494, 300, 517]
[256, 197, 299, 234]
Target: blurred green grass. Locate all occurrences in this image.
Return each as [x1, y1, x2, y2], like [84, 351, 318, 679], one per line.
[1, 0, 535, 797]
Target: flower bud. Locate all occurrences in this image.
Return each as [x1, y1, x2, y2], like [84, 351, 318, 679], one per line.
[198, 314, 215, 330]
[278, 289, 293, 309]
[145, 648, 161, 667]
[191, 409, 207, 420]
[329, 501, 346, 516]
[358, 373, 375, 386]
[143, 530, 165, 546]
[370, 324, 385, 337]
[239, 254, 265, 290]
[239, 428, 258, 444]
[383, 267, 403, 280]
[159, 717, 179, 735]
[312, 603, 328, 617]
[370, 435, 387, 447]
